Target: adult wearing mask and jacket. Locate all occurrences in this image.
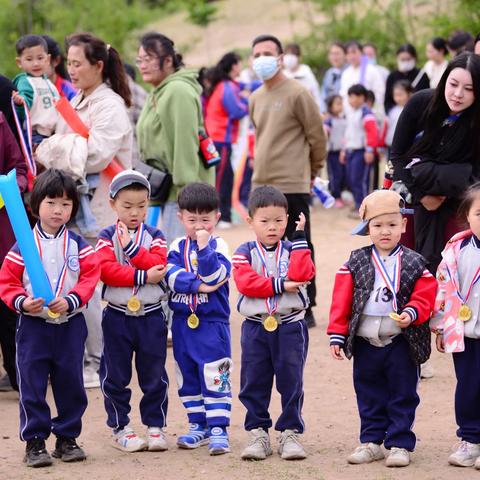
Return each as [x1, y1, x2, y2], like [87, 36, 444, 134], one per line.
[384, 44, 430, 113]
[136, 32, 214, 245]
[249, 34, 327, 328]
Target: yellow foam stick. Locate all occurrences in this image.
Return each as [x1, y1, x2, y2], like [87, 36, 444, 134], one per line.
[0, 194, 4, 209]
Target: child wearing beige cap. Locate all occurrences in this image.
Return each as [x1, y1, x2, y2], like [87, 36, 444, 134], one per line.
[327, 190, 437, 468]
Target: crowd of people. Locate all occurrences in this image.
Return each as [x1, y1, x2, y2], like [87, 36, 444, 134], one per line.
[1, 24, 480, 474]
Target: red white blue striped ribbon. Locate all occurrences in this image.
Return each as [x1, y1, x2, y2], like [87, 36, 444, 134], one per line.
[371, 246, 401, 312]
[10, 96, 36, 176]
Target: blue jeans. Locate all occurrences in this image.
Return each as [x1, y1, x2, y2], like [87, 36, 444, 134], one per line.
[346, 149, 370, 208]
[75, 174, 100, 235]
[162, 201, 185, 246]
[327, 150, 346, 199]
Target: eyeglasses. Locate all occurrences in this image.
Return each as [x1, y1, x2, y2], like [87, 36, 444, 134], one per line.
[135, 55, 157, 67]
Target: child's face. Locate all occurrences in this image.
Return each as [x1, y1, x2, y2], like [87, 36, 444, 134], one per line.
[16, 46, 50, 77]
[368, 212, 407, 255]
[38, 193, 73, 234]
[348, 93, 364, 109]
[247, 206, 288, 247]
[330, 97, 343, 116]
[467, 196, 480, 238]
[109, 188, 149, 230]
[393, 87, 410, 107]
[178, 209, 220, 240]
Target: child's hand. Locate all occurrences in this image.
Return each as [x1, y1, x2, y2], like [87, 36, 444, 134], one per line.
[117, 221, 131, 248]
[12, 91, 25, 106]
[284, 281, 307, 293]
[396, 311, 413, 329]
[146, 265, 166, 284]
[339, 150, 346, 165]
[198, 278, 229, 293]
[295, 213, 306, 231]
[436, 333, 445, 353]
[23, 296, 45, 313]
[48, 297, 69, 314]
[196, 229, 210, 250]
[330, 344, 344, 360]
[364, 151, 375, 165]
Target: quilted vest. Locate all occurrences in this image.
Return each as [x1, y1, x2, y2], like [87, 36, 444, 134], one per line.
[345, 245, 431, 365]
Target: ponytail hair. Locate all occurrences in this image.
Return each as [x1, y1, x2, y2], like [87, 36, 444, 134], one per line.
[65, 32, 132, 107]
[140, 32, 184, 71]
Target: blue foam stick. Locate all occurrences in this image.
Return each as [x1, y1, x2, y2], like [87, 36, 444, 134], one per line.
[0, 169, 54, 303]
[147, 206, 161, 227]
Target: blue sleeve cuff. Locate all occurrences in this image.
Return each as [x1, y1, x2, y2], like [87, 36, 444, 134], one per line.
[192, 278, 203, 293]
[329, 334, 346, 346]
[402, 306, 417, 323]
[272, 277, 285, 295]
[124, 240, 140, 258]
[135, 270, 148, 286]
[14, 295, 27, 313]
[65, 293, 81, 312]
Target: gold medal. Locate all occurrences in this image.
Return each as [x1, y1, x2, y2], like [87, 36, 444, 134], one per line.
[389, 312, 402, 322]
[47, 309, 60, 319]
[127, 296, 141, 313]
[187, 313, 200, 329]
[459, 304, 472, 322]
[263, 315, 278, 332]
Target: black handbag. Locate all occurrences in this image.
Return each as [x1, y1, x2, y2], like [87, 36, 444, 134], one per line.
[135, 160, 172, 204]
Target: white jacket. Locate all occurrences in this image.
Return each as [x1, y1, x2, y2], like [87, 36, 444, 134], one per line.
[37, 83, 133, 178]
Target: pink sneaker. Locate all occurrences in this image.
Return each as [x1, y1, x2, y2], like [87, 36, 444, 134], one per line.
[334, 199, 345, 208]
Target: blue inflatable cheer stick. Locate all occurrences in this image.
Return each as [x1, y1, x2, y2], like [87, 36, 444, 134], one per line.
[146, 206, 161, 227]
[0, 169, 54, 303]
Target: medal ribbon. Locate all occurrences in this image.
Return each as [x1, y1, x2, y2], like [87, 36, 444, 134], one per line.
[10, 96, 36, 176]
[371, 246, 401, 312]
[254, 241, 283, 315]
[184, 237, 198, 314]
[116, 221, 145, 297]
[34, 226, 70, 298]
[450, 240, 480, 305]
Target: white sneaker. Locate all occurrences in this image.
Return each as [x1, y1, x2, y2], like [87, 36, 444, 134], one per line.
[83, 366, 100, 389]
[113, 426, 147, 452]
[241, 428, 273, 460]
[146, 427, 168, 452]
[385, 447, 410, 467]
[278, 430, 307, 460]
[449, 441, 480, 467]
[420, 360, 434, 379]
[347, 443, 384, 464]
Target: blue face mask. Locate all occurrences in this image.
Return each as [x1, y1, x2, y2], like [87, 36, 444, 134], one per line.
[252, 55, 279, 81]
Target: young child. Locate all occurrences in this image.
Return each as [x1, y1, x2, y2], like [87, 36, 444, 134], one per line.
[0, 169, 99, 467]
[232, 186, 315, 461]
[95, 170, 169, 453]
[432, 182, 480, 469]
[166, 182, 232, 456]
[340, 84, 379, 215]
[13, 35, 59, 145]
[327, 190, 437, 468]
[323, 94, 347, 208]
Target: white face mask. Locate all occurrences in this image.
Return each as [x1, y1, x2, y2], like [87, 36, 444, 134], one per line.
[397, 59, 416, 73]
[252, 55, 279, 81]
[283, 53, 299, 71]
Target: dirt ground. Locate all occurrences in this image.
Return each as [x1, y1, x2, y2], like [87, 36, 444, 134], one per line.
[0, 205, 476, 480]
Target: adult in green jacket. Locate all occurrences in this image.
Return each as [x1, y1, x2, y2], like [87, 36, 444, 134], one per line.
[136, 32, 214, 245]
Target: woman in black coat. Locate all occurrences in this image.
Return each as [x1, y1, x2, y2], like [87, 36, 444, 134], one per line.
[390, 52, 480, 272]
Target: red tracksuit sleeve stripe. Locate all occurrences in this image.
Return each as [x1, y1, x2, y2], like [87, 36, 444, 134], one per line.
[96, 238, 136, 287]
[287, 249, 315, 282]
[406, 271, 437, 325]
[232, 256, 275, 298]
[67, 247, 100, 307]
[0, 256, 27, 311]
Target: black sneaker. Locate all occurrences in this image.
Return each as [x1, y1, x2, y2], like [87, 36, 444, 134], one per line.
[24, 438, 53, 468]
[52, 437, 86, 462]
[304, 309, 317, 329]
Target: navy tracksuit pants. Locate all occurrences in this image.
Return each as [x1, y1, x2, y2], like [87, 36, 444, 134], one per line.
[100, 306, 169, 430]
[353, 336, 420, 451]
[346, 148, 370, 208]
[215, 142, 234, 223]
[327, 150, 346, 199]
[453, 337, 480, 443]
[16, 313, 87, 441]
[172, 318, 232, 427]
[239, 319, 308, 433]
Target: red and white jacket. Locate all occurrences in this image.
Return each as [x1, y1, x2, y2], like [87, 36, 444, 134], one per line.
[0, 224, 99, 318]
